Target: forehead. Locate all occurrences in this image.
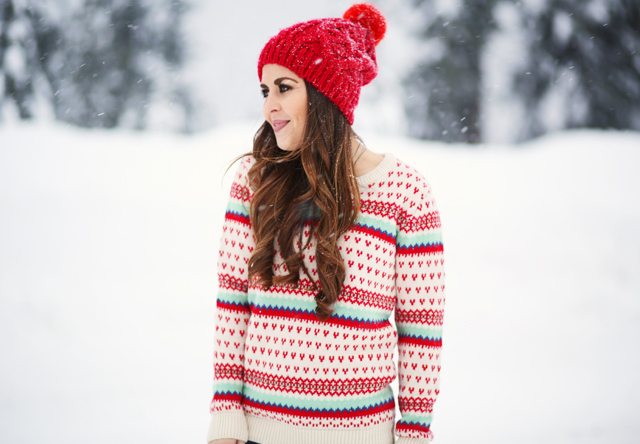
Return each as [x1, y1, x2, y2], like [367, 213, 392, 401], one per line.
[261, 64, 302, 82]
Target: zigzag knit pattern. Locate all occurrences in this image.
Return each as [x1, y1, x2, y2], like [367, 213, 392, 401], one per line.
[207, 152, 446, 444]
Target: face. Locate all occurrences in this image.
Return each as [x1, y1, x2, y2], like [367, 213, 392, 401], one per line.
[261, 64, 308, 151]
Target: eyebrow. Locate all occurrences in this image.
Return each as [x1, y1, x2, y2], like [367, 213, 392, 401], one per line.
[260, 77, 299, 88]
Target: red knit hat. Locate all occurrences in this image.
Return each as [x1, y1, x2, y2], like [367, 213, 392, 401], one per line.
[257, 3, 387, 126]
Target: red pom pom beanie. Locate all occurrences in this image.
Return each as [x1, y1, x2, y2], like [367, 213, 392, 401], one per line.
[257, 3, 387, 126]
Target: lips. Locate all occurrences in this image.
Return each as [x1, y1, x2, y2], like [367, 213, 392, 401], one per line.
[273, 120, 290, 132]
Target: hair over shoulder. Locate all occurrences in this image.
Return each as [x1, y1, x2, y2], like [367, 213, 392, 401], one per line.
[227, 80, 366, 321]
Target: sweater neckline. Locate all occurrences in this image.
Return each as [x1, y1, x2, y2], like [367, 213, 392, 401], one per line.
[356, 152, 395, 187]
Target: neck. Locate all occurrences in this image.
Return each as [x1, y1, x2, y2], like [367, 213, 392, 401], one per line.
[351, 137, 366, 164]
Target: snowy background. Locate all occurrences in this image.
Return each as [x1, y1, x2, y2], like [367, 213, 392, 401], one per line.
[1, 0, 640, 443]
[2, 120, 639, 444]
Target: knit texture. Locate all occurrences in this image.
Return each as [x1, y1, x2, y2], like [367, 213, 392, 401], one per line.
[207, 152, 446, 444]
[257, 14, 379, 126]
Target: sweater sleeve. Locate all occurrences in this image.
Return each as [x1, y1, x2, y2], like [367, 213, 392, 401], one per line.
[393, 176, 446, 444]
[207, 156, 255, 443]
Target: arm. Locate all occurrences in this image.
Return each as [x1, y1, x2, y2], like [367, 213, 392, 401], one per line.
[394, 177, 446, 444]
[207, 156, 255, 444]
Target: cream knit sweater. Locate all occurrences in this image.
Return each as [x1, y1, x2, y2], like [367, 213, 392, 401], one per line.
[207, 152, 445, 444]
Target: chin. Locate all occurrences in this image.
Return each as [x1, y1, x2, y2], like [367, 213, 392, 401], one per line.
[275, 139, 293, 152]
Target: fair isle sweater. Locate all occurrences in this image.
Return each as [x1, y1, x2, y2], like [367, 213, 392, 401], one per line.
[207, 152, 446, 444]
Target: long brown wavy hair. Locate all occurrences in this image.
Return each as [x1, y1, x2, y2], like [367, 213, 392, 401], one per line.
[224, 80, 367, 321]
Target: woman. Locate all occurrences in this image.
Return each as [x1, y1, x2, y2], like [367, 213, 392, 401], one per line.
[207, 4, 446, 444]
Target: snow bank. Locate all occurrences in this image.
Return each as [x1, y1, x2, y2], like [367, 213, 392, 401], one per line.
[0, 120, 639, 443]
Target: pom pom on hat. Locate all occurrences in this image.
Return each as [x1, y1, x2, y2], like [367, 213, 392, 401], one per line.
[343, 3, 387, 46]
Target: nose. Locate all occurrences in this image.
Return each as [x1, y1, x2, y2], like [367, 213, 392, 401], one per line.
[264, 91, 281, 113]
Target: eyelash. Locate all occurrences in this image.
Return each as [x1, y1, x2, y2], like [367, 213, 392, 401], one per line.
[261, 84, 291, 98]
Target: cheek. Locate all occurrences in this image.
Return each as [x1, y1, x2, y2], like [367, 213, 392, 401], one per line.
[295, 102, 308, 125]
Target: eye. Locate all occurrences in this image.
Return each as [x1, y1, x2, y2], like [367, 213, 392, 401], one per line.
[261, 84, 291, 98]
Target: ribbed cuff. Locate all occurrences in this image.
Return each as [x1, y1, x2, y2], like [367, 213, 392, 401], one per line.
[207, 410, 248, 443]
[395, 437, 432, 444]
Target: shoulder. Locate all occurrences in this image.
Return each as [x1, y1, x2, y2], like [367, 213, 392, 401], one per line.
[231, 154, 256, 184]
[389, 155, 437, 217]
[227, 154, 257, 206]
[236, 153, 256, 172]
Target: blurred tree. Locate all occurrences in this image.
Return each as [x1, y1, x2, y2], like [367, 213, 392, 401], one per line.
[0, 0, 194, 132]
[513, 0, 640, 141]
[0, 0, 44, 119]
[402, 0, 499, 144]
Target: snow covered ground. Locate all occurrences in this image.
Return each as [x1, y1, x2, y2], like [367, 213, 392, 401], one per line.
[0, 121, 639, 444]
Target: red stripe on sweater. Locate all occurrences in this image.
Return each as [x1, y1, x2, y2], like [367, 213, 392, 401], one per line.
[351, 223, 395, 244]
[396, 243, 443, 256]
[213, 391, 243, 403]
[242, 395, 395, 419]
[397, 335, 442, 347]
[250, 304, 390, 330]
[395, 421, 432, 434]
[217, 299, 250, 313]
[244, 369, 395, 396]
[225, 210, 251, 226]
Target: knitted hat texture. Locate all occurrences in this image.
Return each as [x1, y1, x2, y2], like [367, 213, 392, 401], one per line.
[257, 3, 387, 125]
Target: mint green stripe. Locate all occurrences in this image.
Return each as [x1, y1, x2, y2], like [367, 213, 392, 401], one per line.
[244, 384, 394, 410]
[248, 293, 316, 311]
[213, 381, 243, 392]
[247, 295, 389, 323]
[398, 413, 433, 424]
[250, 285, 393, 321]
[333, 302, 390, 322]
[397, 229, 443, 246]
[217, 289, 248, 304]
[356, 214, 396, 235]
[227, 200, 249, 216]
[396, 323, 443, 339]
